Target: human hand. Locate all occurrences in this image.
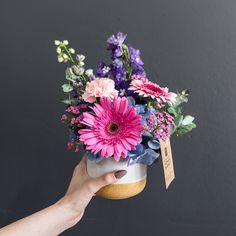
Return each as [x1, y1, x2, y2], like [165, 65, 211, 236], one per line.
[56, 154, 127, 226]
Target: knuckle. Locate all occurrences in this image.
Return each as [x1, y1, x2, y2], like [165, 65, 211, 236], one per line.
[102, 174, 113, 184]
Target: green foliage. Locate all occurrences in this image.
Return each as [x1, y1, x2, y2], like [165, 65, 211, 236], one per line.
[168, 90, 196, 136]
[54, 39, 93, 105]
[62, 84, 73, 93]
[60, 98, 78, 105]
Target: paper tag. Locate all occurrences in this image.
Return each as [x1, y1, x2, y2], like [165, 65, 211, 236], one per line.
[160, 138, 175, 189]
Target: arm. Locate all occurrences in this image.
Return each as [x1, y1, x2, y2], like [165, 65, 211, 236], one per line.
[0, 155, 126, 236]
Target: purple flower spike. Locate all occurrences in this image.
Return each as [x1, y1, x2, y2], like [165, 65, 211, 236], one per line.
[107, 32, 127, 47]
[128, 46, 144, 67]
[107, 32, 127, 58]
[113, 58, 123, 68]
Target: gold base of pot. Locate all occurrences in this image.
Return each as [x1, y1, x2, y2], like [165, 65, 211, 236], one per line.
[95, 177, 147, 200]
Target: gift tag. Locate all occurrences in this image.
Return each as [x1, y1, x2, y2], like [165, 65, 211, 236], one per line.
[160, 138, 175, 189]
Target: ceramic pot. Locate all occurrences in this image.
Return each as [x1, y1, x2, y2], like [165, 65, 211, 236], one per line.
[87, 158, 147, 199]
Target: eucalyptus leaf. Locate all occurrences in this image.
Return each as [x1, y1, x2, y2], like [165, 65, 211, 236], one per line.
[60, 98, 77, 105]
[62, 84, 73, 93]
[65, 67, 80, 81]
[173, 90, 189, 107]
[175, 122, 197, 136]
[168, 106, 177, 116]
[182, 115, 195, 125]
[175, 115, 184, 127]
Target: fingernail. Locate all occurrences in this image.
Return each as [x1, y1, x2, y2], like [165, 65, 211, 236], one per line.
[114, 170, 127, 179]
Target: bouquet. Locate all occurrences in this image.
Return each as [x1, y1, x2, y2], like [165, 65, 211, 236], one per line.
[54, 32, 196, 199]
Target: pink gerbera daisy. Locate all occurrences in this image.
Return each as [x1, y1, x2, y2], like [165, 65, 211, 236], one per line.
[129, 75, 177, 107]
[79, 97, 144, 161]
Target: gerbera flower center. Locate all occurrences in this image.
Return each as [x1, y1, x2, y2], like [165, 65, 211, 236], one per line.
[107, 121, 120, 134]
[144, 83, 162, 93]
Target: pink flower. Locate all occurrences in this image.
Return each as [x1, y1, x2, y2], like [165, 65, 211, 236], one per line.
[66, 105, 80, 114]
[79, 97, 144, 161]
[70, 117, 82, 126]
[67, 141, 79, 152]
[129, 75, 177, 107]
[154, 112, 174, 141]
[65, 104, 89, 114]
[82, 78, 118, 103]
[61, 114, 67, 123]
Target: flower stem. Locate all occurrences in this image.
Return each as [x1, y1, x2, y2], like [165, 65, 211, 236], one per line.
[63, 45, 74, 63]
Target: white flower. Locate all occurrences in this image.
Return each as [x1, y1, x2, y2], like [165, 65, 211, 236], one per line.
[78, 61, 85, 67]
[69, 48, 75, 54]
[54, 40, 60, 46]
[76, 54, 85, 61]
[63, 40, 69, 45]
[73, 66, 84, 75]
[85, 69, 93, 77]
[119, 89, 126, 96]
[77, 67, 85, 75]
[57, 55, 64, 63]
[102, 66, 110, 74]
[72, 65, 85, 75]
[63, 54, 68, 59]
[56, 47, 62, 54]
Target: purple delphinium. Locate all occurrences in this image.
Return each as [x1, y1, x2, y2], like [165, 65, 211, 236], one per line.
[107, 32, 127, 58]
[112, 58, 126, 84]
[113, 66, 126, 84]
[116, 80, 135, 96]
[113, 58, 123, 68]
[128, 46, 144, 66]
[96, 62, 112, 77]
[128, 46, 146, 76]
[103, 32, 146, 96]
[107, 32, 127, 48]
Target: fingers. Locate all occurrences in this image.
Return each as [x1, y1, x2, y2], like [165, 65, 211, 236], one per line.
[86, 170, 127, 194]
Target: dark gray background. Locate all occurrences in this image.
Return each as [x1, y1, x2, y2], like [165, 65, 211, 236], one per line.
[0, 0, 235, 235]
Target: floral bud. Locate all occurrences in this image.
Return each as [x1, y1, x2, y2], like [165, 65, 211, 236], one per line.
[54, 40, 60, 46]
[56, 47, 62, 54]
[57, 55, 64, 63]
[78, 61, 85, 67]
[69, 48, 75, 54]
[76, 54, 85, 61]
[63, 40, 69, 45]
[85, 69, 93, 77]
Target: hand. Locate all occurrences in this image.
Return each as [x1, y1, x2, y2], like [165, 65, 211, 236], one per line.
[0, 154, 127, 236]
[56, 154, 127, 226]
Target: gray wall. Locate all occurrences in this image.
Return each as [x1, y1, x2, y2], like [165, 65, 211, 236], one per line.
[0, 0, 235, 235]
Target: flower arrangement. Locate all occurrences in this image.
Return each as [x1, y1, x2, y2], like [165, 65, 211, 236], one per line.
[54, 32, 196, 166]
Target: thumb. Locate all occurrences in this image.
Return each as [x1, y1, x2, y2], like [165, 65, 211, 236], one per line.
[88, 170, 127, 193]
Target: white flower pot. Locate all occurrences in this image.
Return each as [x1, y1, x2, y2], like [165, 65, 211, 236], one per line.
[87, 158, 147, 199]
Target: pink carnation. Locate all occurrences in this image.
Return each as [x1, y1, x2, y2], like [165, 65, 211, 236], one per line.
[82, 78, 118, 103]
[79, 97, 144, 161]
[129, 75, 177, 107]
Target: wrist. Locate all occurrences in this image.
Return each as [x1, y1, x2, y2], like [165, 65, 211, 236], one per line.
[55, 196, 83, 227]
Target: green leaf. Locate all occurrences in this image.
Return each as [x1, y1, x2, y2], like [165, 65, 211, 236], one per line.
[168, 106, 177, 116]
[65, 67, 81, 81]
[62, 84, 73, 93]
[60, 98, 77, 105]
[182, 115, 195, 125]
[175, 115, 184, 127]
[172, 89, 189, 107]
[175, 122, 196, 136]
